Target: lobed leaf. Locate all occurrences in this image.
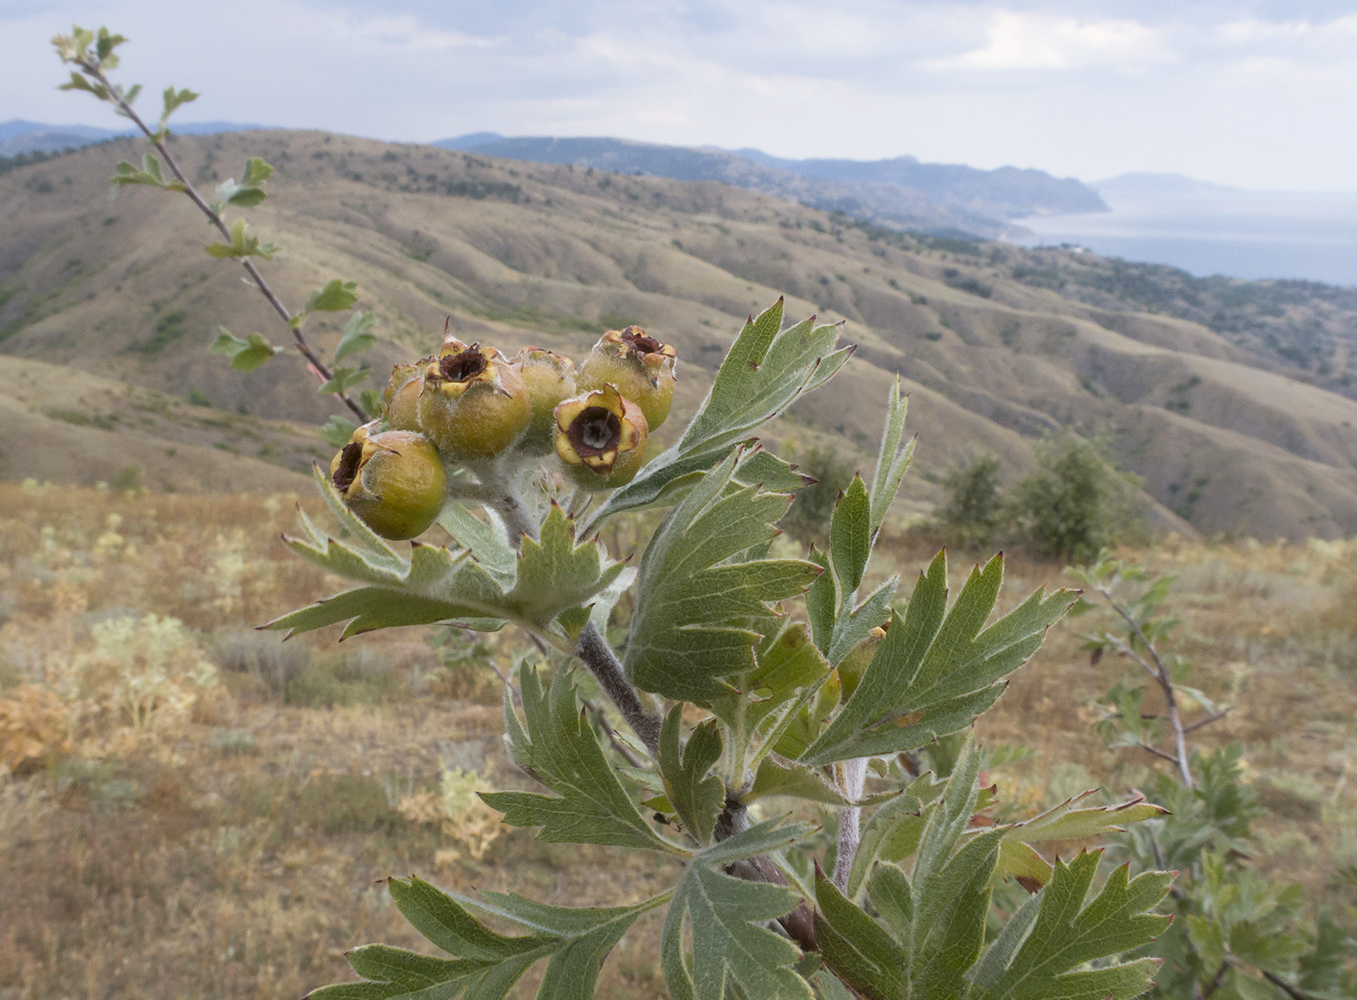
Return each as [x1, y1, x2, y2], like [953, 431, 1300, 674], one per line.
[308, 875, 660, 1000]
[658, 707, 725, 845]
[966, 853, 1172, 1000]
[210, 326, 279, 372]
[801, 552, 1076, 765]
[624, 451, 821, 701]
[662, 846, 813, 1000]
[481, 668, 685, 854]
[334, 310, 379, 363]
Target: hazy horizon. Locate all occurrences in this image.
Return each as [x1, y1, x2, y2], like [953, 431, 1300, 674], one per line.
[4, 1, 1355, 193]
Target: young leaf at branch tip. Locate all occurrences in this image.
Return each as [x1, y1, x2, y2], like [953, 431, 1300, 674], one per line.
[210, 327, 279, 372]
[205, 218, 278, 260]
[318, 366, 371, 396]
[481, 667, 686, 855]
[318, 414, 358, 448]
[334, 310, 379, 364]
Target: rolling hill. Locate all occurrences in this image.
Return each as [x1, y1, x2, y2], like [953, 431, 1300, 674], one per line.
[2, 130, 1355, 539]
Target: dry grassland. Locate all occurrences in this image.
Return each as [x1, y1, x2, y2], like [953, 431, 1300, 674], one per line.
[1, 484, 1354, 998]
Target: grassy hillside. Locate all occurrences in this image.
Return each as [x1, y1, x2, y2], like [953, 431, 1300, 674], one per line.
[1, 131, 1355, 537]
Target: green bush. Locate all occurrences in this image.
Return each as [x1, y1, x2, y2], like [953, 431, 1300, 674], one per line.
[1010, 430, 1142, 560]
[780, 443, 855, 545]
[935, 453, 1006, 548]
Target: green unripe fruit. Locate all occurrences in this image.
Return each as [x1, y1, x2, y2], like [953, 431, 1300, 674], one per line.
[383, 358, 433, 431]
[417, 343, 531, 462]
[576, 326, 677, 431]
[329, 427, 447, 540]
[513, 347, 577, 455]
[554, 384, 650, 490]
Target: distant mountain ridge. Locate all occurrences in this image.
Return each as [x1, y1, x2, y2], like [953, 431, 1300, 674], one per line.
[436, 133, 1107, 238]
[1094, 173, 1239, 197]
[6, 119, 1106, 239]
[0, 118, 275, 157]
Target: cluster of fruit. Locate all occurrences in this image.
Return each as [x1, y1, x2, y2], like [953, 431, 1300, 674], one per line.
[328, 325, 677, 540]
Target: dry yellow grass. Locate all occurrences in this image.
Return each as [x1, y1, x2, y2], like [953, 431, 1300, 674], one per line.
[1, 485, 1353, 998]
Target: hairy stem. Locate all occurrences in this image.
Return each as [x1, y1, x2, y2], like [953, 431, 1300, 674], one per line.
[576, 622, 662, 757]
[491, 479, 539, 543]
[833, 757, 867, 891]
[714, 800, 819, 954]
[83, 60, 366, 421]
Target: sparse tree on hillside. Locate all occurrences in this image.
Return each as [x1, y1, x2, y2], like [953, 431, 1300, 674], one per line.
[781, 443, 856, 545]
[935, 453, 1006, 549]
[55, 28, 1181, 999]
[1011, 430, 1143, 561]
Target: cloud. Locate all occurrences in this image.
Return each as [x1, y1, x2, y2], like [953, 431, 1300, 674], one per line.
[2, 0, 1355, 190]
[925, 10, 1170, 72]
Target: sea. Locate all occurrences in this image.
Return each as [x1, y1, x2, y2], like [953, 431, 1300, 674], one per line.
[1005, 182, 1357, 289]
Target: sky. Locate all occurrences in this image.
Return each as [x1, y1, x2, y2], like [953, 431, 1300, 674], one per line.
[3, 1, 1356, 191]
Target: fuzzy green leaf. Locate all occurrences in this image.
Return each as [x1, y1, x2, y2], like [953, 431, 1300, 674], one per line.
[262, 467, 624, 640]
[825, 577, 897, 667]
[305, 278, 360, 314]
[204, 218, 277, 260]
[625, 451, 822, 700]
[830, 474, 871, 597]
[583, 301, 848, 531]
[318, 365, 370, 396]
[845, 773, 947, 900]
[307, 875, 659, 1000]
[659, 707, 724, 845]
[812, 740, 1001, 999]
[437, 503, 517, 588]
[805, 546, 836, 654]
[801, 552, 1075, 765]
[509, 505, 627, 629]
[981, 790, 1171, 889]
[662, 852, 812, 1000]
[334, 310, 379, 363]
[319, 415, 358, 448]
[210, 327, 279, 372]
[966, 853, 1172, 1000]
[869, 379, 914, 533]
[481, 668, 684, 854]
[680, 299, 852, 457]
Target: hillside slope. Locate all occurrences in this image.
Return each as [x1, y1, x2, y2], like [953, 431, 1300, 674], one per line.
[1, 131, 1355, 537]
